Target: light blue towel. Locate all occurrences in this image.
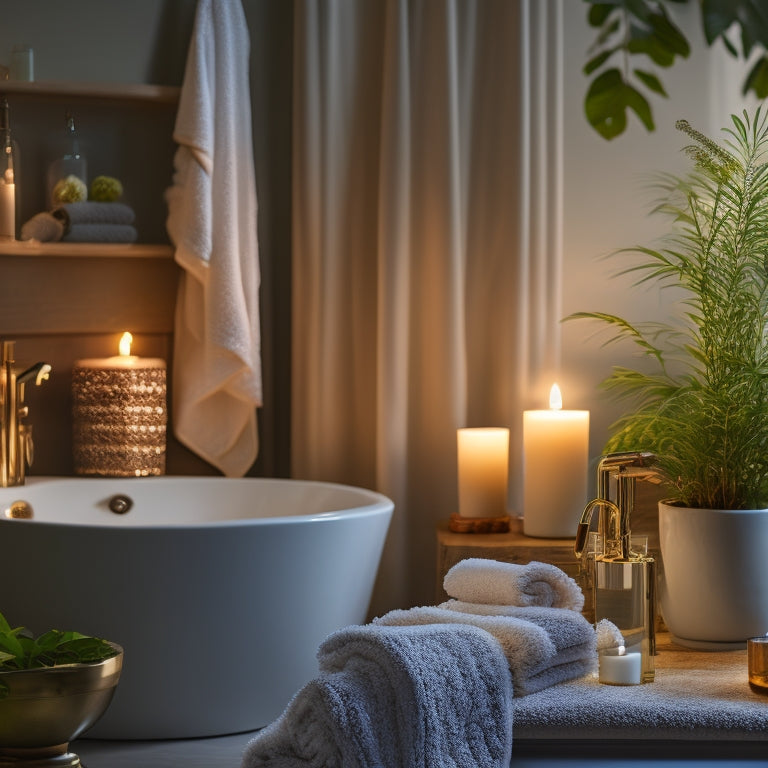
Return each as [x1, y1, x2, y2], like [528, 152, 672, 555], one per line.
[241, 623, 514, 768]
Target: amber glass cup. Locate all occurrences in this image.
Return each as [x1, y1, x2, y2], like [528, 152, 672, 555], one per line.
[747, 636, 768, 694]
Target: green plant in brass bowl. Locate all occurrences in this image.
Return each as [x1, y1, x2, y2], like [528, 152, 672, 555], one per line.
[0, 611, 122, 767]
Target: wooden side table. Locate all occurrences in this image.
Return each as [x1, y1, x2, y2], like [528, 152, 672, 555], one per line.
[435, 517, 582, 603]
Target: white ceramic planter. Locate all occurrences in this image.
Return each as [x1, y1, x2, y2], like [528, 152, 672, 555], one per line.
[658, 501, 768, 649]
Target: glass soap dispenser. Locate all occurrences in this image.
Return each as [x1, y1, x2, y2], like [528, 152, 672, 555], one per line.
[47, 111, 87, 207]
[575, 452, 658, 683]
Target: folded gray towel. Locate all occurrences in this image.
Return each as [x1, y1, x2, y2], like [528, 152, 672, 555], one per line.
[444, 557, 585, 612]
[241, 623, 513, 768]
[62, 224, 138, 243]
[52, 201, 136, 226]
[376, 604, 596, 696]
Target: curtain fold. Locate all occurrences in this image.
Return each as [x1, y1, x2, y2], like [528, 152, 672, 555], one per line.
[292, 0, 563, 613]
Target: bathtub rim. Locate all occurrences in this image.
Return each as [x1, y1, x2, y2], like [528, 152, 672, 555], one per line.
[0, 476, 394, 531]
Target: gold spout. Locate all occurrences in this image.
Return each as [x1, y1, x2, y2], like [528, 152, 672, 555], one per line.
[0, 341, 51, 487]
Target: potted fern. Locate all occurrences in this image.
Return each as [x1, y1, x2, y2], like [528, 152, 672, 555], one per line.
[571, 107, 768, 649]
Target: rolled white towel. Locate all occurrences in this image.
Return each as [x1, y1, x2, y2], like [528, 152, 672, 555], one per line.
[444, 558, 584, 612]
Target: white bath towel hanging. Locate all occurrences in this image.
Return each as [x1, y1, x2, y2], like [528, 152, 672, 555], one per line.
[166, 0, 262, 476]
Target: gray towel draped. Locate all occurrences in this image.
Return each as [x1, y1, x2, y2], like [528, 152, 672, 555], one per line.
[241, 623, 514, 768]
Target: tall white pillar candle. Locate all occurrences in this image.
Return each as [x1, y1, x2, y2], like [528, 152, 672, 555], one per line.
[523, 384, 589, 537]
[0, 182, 15, 239]
[457, 427, 509, 518]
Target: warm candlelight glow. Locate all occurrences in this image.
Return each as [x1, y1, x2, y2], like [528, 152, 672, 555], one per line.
[549, 383, 563, 410]
[523, 384, 590, 537]
[457, 428, 510, 519]
[119, 332, 133, 357]
[72, 335, 167, 477]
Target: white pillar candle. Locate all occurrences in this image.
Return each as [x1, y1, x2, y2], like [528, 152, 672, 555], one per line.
[523, 384, 589, 537]
[598, 646, 642, 685]
[0, 182, 15, 239]
[72, 333, 167, 477]
[457, 427, 509, 518]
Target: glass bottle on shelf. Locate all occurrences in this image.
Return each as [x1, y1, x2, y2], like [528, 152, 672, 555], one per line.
[47, 112, 88, 208]
[0, 97, 19, 240]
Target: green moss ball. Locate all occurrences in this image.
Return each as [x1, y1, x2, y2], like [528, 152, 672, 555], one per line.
[90, 175, 124, 202]
[52, 175, 87, 204]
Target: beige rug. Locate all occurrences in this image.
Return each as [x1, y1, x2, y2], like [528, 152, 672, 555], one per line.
[512, 634, 768, 741]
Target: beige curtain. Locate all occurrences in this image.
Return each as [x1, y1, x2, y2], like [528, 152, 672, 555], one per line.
[292, 0, 563, 613]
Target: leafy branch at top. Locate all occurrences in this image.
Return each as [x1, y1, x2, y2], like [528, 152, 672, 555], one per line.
[584, 0, 768, 140]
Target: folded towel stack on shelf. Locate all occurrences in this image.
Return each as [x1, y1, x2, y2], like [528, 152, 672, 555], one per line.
[375, 558, 597, 696]
[54, 201, 138, 243]
[20, 202, 139, 244]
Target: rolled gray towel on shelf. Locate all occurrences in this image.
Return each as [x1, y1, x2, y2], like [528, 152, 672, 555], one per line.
[242, 623, 513, 768]
[62, 224, 138, 243]
[20, 212, 65, 242]
[444, 557, 585, 612]
[374, 604, 596, 696]
[52, 201, 136, 227]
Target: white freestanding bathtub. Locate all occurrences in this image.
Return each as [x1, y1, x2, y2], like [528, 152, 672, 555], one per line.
[0, 476, 393, 740]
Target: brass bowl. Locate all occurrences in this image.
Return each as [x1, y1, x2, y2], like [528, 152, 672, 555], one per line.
[0, 644, 122, 767]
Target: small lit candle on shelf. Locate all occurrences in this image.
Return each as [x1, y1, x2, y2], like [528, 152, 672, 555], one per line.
[456, 427, 510, 519]
[72, 332, 167, 477]
[523, 384, 589, 537]
[598, 646, 642, 685]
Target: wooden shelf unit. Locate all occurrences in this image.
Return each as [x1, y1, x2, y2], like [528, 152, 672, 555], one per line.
[0, 241, 174, 259]
[0, 80, 180, 105]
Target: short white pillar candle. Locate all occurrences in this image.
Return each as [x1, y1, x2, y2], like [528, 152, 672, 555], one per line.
[457, 427, 509, 518]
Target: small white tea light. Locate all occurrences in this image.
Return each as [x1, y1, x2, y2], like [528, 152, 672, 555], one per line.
[598, 645, 641, 686]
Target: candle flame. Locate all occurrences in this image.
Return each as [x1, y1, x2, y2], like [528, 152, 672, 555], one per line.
[549, 383, 563, 410]
[119, 332, 133, 357]
[618, 645, 626, 656]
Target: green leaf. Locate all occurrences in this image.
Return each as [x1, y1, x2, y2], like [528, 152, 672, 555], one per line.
[584, 49, 614, 76]
[0, 632, 25, 661]
[585, 69, 656, 139]
[634, 69, 669, 96]
[701, 0, 739, 45]
[627, 10, 690, 67]
[588, 3, 617, 27]
[650, 9, 691, 57]
[743, 55, 768, 98]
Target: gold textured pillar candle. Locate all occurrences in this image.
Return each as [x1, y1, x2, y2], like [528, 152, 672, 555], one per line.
[72, 332, 167, 477]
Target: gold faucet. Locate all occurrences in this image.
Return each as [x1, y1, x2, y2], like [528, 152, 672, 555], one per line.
[1, 340, 51, 487]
